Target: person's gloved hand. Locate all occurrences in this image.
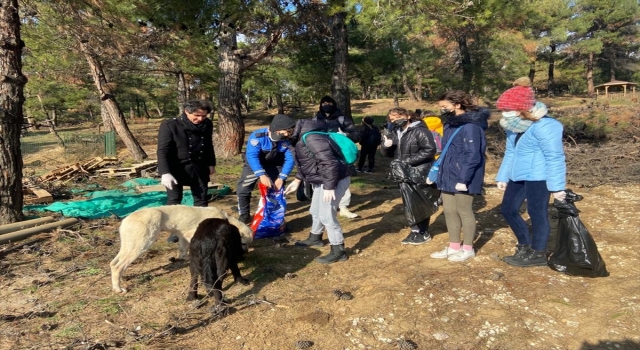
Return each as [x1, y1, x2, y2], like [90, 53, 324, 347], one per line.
[497, 182, 507, 191]
[552, 190, 566, 201]
[161, 173, 178, 190]
[323, 189, 335, 202]
[336, 128, 347, 136]
[274, 178, 284, 191]
[259, 175, 273, 188]
[283, 180, 300, 196]
[455, 183, 468, 192]
[426, 178, 434, 185]
[382, 135, 393, 147]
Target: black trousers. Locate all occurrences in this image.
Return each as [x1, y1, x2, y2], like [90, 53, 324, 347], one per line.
[166, 162, 210, 207]
[358, 145, 377, 171]
[411, 217, 431, 234]
[236, 164, 281, 215]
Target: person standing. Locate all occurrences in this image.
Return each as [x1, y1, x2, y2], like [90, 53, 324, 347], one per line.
[157, 100, 216, 207]
[495, 78, 567, 267]
[428, 91, 489, 262]
[157, 100, 216, 243]
[380, 107, 437, 245]
[356, 116, 382, 173]
[312, 96, 360, 218]
[236, 114, 297, 224]
[284, 120, 352, 264]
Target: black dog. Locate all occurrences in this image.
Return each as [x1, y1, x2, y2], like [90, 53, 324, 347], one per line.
[187, 218, 249, 306]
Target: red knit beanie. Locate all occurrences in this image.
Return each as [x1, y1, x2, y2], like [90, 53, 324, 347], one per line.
[496, 86, 535, 111]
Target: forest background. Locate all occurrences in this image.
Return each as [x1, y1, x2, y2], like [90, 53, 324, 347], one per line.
[0, 0, 639, 223]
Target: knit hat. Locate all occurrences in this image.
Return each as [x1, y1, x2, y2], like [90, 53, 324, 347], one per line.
[363, 116, 374, 125]
[269, 114, 297, 132]
[496, 85, 536, 111]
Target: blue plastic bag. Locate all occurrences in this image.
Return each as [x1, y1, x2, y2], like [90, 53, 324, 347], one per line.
[250, 183, 287, 239]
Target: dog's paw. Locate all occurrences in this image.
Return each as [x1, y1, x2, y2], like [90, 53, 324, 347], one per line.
[236, 277, 250, 286]
[113, 286, 127, 293]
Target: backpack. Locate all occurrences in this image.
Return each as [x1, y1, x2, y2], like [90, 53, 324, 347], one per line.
[301, 131, 358, 165]
[423, 116, 444, 159]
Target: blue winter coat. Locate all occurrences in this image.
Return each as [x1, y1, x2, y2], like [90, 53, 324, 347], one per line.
[496, 117, 566, 192]
[436, 108, 489, 194]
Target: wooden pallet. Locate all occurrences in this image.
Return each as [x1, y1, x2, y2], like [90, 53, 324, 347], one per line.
[38, 156, 118, 183]
[95, 160, 158, 179]
[23, 186, 53, 204]
[136, 182, 223, 193]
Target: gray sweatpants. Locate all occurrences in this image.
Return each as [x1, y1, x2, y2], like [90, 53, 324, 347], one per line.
[310, 177, 350, 245]
[339, 187, 351, 208]
[441, 192, 476, 245]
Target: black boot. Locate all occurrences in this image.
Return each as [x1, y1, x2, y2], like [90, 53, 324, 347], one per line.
[295, 233, 324, 247]
[507, 249, 548, 267]
[503, 244, 532, 264]
[315, 244, 348, 264]
[238, 213, 252, 225]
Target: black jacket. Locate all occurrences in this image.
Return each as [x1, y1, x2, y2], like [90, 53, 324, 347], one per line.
[292, 121, 350, 190]
[157, 115, 216, 175]
[312, 110, 361, 143]
[381, 121, 436, 182]
[358, 123, 382, 147]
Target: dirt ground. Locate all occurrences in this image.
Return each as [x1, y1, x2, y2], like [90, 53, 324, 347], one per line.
[2, 100, 640, 350]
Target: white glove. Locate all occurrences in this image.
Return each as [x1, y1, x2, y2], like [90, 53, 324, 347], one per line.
[323, 189, 335, 202]
[161, 173, 178, 190]
[497, 182, 507, 191]
[337, 128, 347, 136]
[455, 183, 468, 192]
[426, 178, 434, 185]
[283, 181, 300, 196]
[552, 191, 566, 201]
[382, 135, 393, 147]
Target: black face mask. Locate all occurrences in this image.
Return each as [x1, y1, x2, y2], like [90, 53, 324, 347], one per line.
[321, 105, 336, 114]
[391, 119, 408, 129]
[440, 109, 455, 120]
[271, 132, 287, 142]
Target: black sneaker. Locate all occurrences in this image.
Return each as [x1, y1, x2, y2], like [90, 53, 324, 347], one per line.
[408, 233, 432, 245]
[167, 234, 179, 243]
[364, 169, 373, 173]
[238, 213, 251, 225]
[401, 232, 418, 245]
[506, 250, 548, 267]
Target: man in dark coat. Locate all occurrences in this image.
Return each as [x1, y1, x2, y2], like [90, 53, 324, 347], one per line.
[283, 120, 352, 264]
[311, 96, 360, 218]
[381, 107, 437, 245]
[357, 116, 382, 173]
[157, 100, 216, 208]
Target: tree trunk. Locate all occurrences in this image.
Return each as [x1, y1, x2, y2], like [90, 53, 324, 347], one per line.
[0, 0, 26, 224]
[45, 119, 65, 147]
[331, 11, 351, 118]
[216, 24, 245, 158]
[609, 51, 616, 81]
[142, 100, 151, 118]
[528, 62, 536, 85]
[101, 103, 113, 132]
[393, 79, 399, 107]
[402, 73, 417, 101]
[176, 70, 187, 114]
[79, 41, 147, 161]
[547, 43, 556, 97]
[415, 69, 423, 101]
[586, 52, 595, 97]
[275, 94, 284, 114]
[458, 35, 473, 92]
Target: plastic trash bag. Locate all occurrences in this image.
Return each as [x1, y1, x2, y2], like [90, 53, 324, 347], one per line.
[399, 182, 440, 227]
[250, 183, 287, 239]
[548, 190, 609, 278]
[296, 180, 314, 202]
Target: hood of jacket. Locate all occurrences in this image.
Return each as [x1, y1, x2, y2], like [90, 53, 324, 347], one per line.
[446, 108, 490, 130]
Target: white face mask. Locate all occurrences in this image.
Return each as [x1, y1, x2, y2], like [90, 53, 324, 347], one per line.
[501, 111, 520, 118]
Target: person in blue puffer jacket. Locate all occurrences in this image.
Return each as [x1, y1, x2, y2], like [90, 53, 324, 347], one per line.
[428, 90, 489, 262]
[495, 77, 567, 268]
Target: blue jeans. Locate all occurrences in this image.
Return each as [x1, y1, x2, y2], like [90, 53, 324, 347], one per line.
[499, 180, 550, 251]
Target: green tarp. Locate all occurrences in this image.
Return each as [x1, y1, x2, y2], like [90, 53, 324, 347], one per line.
[24, 179, 231, 219]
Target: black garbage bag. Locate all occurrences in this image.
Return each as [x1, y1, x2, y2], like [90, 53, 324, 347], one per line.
[548, 189, 609, 278]
[296, 181, 314, 202]
[399, 182, 440, 227]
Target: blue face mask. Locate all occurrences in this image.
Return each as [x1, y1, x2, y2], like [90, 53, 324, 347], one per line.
[501, 111, 520, 118]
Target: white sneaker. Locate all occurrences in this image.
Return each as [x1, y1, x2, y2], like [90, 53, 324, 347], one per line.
[448, 249, 475, 262]
[339, 207, 359, 218]
[430, 247, 461, 259]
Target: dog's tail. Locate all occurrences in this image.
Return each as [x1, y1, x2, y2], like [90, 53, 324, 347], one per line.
[227, 216, 254, 245]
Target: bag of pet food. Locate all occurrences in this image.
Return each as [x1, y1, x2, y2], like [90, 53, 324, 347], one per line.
[250, 183, 287, 239]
